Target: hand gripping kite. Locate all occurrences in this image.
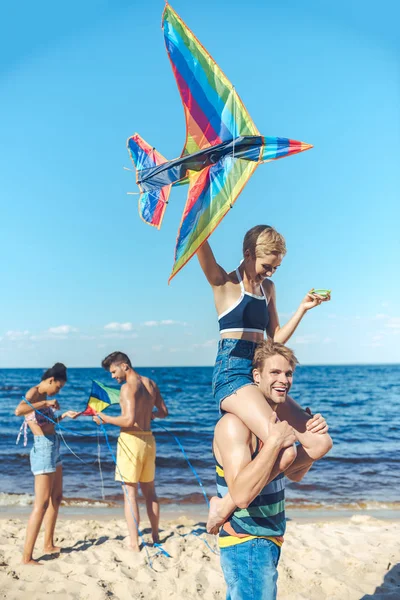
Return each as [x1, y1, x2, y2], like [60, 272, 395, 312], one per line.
[127, 4, 313, 282]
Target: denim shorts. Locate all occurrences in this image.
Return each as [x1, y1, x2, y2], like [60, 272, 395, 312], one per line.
[220, 538, 281, 600]
[212, 339, 257, 413]
[30, 434, 62, 476]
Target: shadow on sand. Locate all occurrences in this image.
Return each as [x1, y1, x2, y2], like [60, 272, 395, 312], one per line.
[360, 563, 400, 599]
[37, 521, 212, 560]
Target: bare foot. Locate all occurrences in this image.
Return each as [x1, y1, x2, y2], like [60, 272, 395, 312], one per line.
[128, 544, 141, 553]
[43, 545, 61, 554]
[152, 534, 160, 544]
[206, 496, 226, 535]
[22, 558, 41, 566]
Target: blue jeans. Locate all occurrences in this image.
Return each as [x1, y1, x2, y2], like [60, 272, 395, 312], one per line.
[212, 339, 257, 413]
[220, 538, 281, 600]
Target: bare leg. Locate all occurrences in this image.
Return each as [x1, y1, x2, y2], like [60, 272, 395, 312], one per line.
[22, 473, 54, 565]
[140, 481, 160, 543]
[43, 465, 63, 553]
[277, 396, 332, 459]
[123, 483, 140, 551]
[221, 385, 275, 442]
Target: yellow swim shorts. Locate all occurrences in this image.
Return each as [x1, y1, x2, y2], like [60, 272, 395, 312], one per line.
[115, 431, 156, 484]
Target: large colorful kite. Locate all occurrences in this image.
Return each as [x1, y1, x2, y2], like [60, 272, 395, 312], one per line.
[127, 3, 312, 282]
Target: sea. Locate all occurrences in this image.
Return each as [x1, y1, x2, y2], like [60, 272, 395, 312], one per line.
[0, 365, 399, 514]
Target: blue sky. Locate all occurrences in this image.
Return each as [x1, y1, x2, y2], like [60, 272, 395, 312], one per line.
[1, 0, 399, 368]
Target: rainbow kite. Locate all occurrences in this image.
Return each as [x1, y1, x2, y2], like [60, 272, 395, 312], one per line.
[127, 4, 312, 281]
[80, 380, 120, 416]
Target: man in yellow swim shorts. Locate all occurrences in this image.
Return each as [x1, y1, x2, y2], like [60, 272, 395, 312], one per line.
[93, 351, 168, 551]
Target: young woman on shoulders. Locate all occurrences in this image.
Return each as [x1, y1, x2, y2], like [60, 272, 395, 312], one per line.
[197, 225, 331, 530]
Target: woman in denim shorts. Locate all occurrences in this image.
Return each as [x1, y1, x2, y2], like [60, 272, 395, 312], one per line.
[197, 225, 330, 523]
[15, 363, 78, 565]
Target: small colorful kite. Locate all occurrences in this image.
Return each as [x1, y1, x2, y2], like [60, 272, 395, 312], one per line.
[80, 380, 120, 416]
[127, 4, 313, 282]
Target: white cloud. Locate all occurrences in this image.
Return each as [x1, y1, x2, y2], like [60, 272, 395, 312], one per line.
[5, 330, 30, 341]
[152, 345, 163, 352]
[323, 337, 332, 344]
[142, 320, 187, 327]
[48, 325, 78, 335]
[104, 322, 133, 332]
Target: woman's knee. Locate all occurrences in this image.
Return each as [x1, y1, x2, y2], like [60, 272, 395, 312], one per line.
[35, 498, 50, 513]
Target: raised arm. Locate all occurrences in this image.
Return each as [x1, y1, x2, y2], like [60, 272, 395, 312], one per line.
[152, 383, 168, 419]
[266, 282, 330, 344]
[196, 241, 227, 286]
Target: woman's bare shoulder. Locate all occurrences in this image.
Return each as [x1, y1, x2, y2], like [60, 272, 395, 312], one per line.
[261, 279, 275, 299]
[25, 386, 40, 401]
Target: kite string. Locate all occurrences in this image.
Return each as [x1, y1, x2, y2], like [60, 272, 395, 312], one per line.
[19, 397, 99, 438]
[97, 427, 105, 500]
[151, 422, 220, 556]
[152, 421, 210, 508]
[99, 422, 160, 566]
[57, 425, 94, 466]
[19, 397, 217, 558]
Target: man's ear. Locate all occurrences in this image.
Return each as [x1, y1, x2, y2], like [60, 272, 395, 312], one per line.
[252, 368, 260, 385]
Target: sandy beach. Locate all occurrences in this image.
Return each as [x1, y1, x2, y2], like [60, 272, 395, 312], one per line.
[0, 511, 399, 600]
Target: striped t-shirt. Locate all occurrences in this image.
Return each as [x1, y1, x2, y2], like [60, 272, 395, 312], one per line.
[215, 438, 286, 548]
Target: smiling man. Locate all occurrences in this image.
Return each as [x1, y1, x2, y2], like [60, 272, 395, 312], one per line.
[93, 351, 168, 551]
[211, 340, 332, 600]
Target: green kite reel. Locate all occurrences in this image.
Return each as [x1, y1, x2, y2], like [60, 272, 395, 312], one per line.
[310, 288, 331, 298]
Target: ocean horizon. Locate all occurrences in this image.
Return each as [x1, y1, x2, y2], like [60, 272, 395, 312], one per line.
[1, 364, 399, 511]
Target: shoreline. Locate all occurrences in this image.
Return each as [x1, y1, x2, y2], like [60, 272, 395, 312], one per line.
[2, 503, 400, 523]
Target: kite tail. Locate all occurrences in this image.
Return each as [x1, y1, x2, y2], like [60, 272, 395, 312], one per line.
[127, 133, 172, 229]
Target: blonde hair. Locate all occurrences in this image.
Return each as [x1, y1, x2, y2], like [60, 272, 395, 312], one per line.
[253, 339, 299, 371]
[243, 225, 286, 258]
